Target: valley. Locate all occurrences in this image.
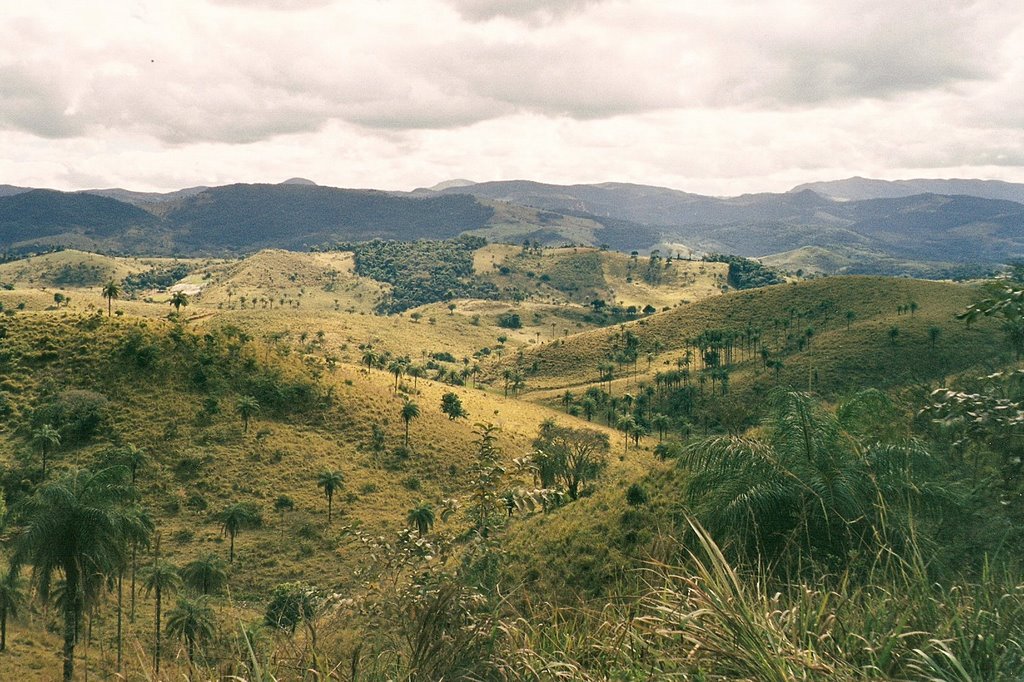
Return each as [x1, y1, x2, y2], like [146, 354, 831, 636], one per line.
[0, 235, 1020, 680]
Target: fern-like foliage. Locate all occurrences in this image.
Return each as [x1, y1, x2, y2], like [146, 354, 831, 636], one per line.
[681, 388, 950, 563]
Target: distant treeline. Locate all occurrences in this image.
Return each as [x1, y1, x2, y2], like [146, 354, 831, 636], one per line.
[340, 236, 500, 313]
[703, 254, 785, 289]
[122, 264, 195, 293]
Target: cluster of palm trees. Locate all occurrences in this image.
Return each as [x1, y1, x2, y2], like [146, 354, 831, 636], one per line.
[101, 280, 190, 317]
[360, 344, 481, 390]
[0, 460, 268, 680]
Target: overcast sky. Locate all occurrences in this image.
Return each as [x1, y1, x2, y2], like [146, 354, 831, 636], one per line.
[2, 0, 1022, 195]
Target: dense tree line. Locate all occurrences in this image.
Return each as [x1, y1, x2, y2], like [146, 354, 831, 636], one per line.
[342, 236, 501, 313]
[703, 253, 785, 289]
[121, 264, 194, 293]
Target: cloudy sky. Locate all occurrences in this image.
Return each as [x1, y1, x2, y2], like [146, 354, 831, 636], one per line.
[2, 0, 1023, 195]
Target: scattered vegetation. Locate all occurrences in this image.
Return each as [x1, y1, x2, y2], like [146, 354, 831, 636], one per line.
[0, 246, 1021, 681]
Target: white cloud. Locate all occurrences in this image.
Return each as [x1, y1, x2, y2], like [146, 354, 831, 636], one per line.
[0, 0, 1022, 193]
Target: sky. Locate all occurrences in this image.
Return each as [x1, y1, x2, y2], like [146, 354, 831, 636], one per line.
[2, 0, 1023, 196]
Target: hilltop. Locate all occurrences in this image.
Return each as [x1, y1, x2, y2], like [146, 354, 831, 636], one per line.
[1, 177, 1022, 274]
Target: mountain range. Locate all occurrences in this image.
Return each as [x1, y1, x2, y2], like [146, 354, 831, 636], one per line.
[1, 176, 1022, 275]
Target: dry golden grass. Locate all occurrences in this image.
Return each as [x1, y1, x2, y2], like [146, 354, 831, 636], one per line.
[502, 276, 1004, 403]
[0, 291, 645, 679]
[0, 250, 1004, 680]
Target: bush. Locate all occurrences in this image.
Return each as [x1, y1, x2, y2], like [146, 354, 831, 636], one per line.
[497, 312, 522, 329]
[625, 483, 649, 507]
[32, 389, 110, 444]
[264, 581, 323, 634]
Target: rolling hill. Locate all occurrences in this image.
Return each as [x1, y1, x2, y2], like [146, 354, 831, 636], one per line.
[0, 240, 1019, 680]
[0, 177, 1023, 274]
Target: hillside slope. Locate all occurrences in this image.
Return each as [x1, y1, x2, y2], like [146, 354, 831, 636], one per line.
[498, 276, 1004, 401]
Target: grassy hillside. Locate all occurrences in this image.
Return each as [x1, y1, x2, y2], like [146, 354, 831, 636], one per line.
[0, 309, 631, 679]
[474, 244, 727, 309]
[0, 246, 1020, 681]
[503, 276, 1003, 397]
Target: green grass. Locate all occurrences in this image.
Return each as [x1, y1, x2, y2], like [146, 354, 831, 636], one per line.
[0, 252, 1019, 681]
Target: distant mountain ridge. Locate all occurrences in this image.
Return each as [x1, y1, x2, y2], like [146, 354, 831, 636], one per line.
[790, 176, 1024, 203]
[423, 179, 1024, 267]
[0, 177, 1022, 273]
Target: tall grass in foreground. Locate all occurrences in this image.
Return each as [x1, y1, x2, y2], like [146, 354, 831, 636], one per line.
[114, 519, 1023, 681]
[496, 520, 1024, 682]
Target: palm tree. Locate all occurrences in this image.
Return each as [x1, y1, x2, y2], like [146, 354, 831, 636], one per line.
[101, 280, 120, 317]
[217, 503, 263, 563]
[316, 470, 344, 523]
[165, 595, 216, 676]
[113, 504, 153, 672]
[124, 444, 148, 485]
[30, 424, 61, 478]
[616, 414, 637, 453]
[406, 502, 435, 537]
[12, 466, 137, 681]
[142, 558, 182, 676]
[401, 399, 420, 448]
[580, 397, 597, 421]
[561, 390, 575, 410]
[651, 413, 671, 442]
[169, 291, 190, 312]
[388, 359, 406, 391]
[681, 389, 942, 562]
[361, 347, 379, 370]
[235, 395, 260, 433]
[0, 565, 24, 652]
[181, 553, 228, 595]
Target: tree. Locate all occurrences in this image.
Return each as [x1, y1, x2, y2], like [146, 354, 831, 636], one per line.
[169, 291, 190, 312]
[929, 326, 941, 348]
[12, 466, 139, 681]
[165, 595, 216, 675]
[181, 553, 228, 595]
[122, 444, 148, 485]
[0, 565, 24, 652]
[616, 414, 637, 453]
[681, 389, 944, 562]
[30, 423, 60, 479]
[406, 502, 436, 537]
[467, 423, 505, 536]
[959, 278, 1024, 359]
[532, 421, 610, 500]
[235, 395, 260, 433]
[388, 359, 406, 391]
[316, 470, 344, 523]
[217, 503, 263, 563]
[401, 399, 420, 448]
[117, 506, 153, 671]
[580, 397, 597, 421]
[142, 558, 182, 676]
[441, 392, 468, 420]
[101, 280, 120, 317]
[362, 347, 380, 369]
[651, 413, 671, 442]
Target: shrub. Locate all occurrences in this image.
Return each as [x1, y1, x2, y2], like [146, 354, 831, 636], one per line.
[497, 312, 522, 329]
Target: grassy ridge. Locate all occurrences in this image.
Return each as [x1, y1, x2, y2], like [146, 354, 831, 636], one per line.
[509, 276, 1003, 398]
